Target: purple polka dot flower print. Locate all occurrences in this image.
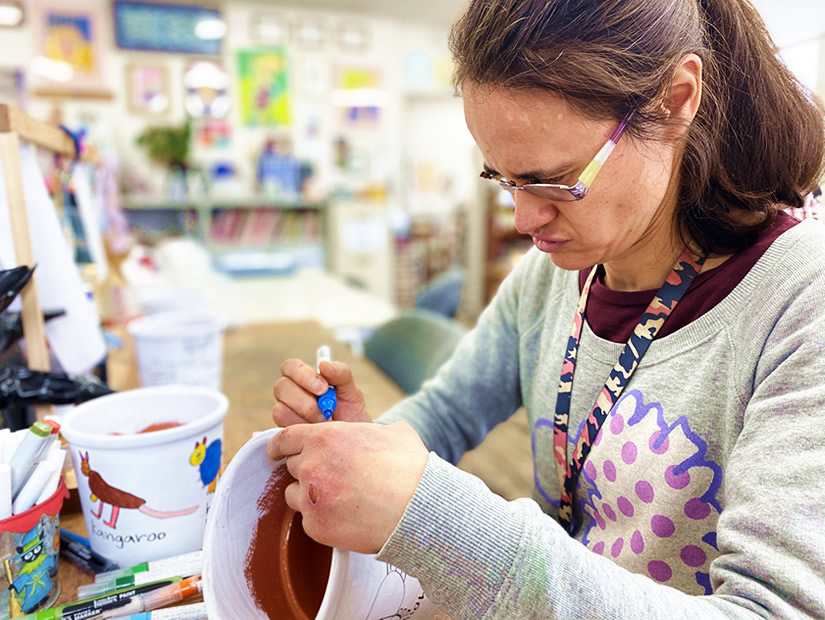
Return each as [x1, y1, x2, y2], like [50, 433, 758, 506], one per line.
[579, 390, 723, 596]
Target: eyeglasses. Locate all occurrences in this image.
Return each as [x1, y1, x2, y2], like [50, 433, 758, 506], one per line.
[479, 112, 634, 202]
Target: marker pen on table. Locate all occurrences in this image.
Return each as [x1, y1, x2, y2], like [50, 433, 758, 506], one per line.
[315, 345, 337, 420]
[79, 556, 202, 599]
[92, 575, 203, 619]
[59, 529, 120, 574]
[95, 551, 202, 583]
[118, 602, 207, 620]
[23, 577, 183, 619]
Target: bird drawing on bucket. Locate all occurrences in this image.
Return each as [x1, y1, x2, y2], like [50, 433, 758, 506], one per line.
[189, 436, 222, 493]
[79, 452, 198, 529]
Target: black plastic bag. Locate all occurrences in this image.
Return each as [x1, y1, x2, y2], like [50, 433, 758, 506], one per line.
[0, 310, 66, 353]
[0, 266, 34, 313]
[0, 366, 113, 410]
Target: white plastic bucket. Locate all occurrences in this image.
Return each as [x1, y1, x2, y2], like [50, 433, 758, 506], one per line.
[61, 386, 228, 568]
[203, 429, 446, 620]
[136, 287, 208, 317]
[128, 312, 223, 390]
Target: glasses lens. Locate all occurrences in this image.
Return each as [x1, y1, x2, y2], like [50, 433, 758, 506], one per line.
[524, 185, 579, 202]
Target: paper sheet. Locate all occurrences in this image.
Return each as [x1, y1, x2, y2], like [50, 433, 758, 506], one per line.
[0, 144, 106, 374]
[72, 162, 108, 282]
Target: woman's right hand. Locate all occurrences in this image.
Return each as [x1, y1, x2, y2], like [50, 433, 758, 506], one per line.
[272, 358, 371, 426]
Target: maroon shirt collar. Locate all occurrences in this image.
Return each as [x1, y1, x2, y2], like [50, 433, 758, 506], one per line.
[578, 212, 799, 343]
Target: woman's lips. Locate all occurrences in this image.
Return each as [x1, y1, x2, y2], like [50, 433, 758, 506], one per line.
[532, 236, 571, 253]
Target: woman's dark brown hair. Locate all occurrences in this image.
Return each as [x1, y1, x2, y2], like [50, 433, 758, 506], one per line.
[450, 0, 825, 255]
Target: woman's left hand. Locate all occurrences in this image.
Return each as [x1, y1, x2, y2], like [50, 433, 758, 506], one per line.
[267, 421, 429, 554]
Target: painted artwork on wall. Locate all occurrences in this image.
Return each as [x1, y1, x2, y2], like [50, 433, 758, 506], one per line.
[334, 66, 384, 130]
[32, 4, 105, 91]
[125, 64, 170, 115]
[236, 48, 290, 127]
[113, 0, 222, 56]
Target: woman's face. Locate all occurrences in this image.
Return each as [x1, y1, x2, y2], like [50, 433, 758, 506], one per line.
[463, 82, 680, 273]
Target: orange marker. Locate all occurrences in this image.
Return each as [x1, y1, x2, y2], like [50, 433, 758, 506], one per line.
[95, 575, 203, 619]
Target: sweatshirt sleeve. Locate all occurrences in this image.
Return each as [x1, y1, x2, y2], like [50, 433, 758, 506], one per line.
[374, 256, 527, 465]
[376, 264, 825, 618]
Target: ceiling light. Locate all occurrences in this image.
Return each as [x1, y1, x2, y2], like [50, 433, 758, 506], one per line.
[194, 18, 226, 40]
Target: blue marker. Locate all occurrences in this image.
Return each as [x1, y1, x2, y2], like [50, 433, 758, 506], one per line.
[59, 529, 120, 573]
[315, 345, 337, 420]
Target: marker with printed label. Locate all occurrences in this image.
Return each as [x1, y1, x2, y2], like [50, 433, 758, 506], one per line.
[315, 345, 337, 420]
[94, 551, 202, 583]
[119, 602, 207, 620]
[87, 575, 202, 618]
[79, 557, 202, 599]
[23, 577, 183, 620]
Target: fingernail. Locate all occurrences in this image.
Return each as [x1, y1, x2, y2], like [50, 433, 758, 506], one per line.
[313, 378, 327, 394]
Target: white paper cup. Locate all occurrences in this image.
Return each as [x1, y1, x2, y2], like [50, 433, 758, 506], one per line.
[203, 429, 445, 620]
[128, 312, 224, 390]
[61, 386, 228, 568]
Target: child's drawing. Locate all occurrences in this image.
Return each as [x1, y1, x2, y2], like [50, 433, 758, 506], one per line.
[79, 452, 198, 529]
[189, 436, 222, 493]
[365, 565, 428, 620]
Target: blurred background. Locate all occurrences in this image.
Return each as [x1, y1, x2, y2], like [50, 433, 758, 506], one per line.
[0, 0, 822, 494]
[0, 0, 821, 330]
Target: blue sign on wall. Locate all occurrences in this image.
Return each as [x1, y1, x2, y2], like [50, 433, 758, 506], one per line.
[113, 1, 222, 55]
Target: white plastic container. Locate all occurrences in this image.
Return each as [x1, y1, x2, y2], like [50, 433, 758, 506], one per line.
[128, 312, 224, 390]
[203, 429, 446, 620]
[136, 287, 208, 317]
[61, 386, 228, 568]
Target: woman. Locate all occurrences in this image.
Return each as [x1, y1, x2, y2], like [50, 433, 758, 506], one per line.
[269, 0, 825, 617]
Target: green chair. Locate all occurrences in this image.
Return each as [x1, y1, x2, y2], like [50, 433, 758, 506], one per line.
[363, 309, 468, 394]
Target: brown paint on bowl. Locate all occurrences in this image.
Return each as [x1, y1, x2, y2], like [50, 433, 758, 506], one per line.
[245, 467, 332, 619]
[110, 421, 184, 436]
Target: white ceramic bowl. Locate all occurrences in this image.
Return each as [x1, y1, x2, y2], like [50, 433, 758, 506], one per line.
[203, 428, 443, 620]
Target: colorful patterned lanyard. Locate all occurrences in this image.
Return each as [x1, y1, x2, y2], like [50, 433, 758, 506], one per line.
[553, 247, 706, 535]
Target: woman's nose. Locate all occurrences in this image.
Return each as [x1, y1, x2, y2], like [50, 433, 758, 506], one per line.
[512, 190, 559, 235]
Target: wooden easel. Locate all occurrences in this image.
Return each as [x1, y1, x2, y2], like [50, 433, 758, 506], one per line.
[0, 104, 76, 419]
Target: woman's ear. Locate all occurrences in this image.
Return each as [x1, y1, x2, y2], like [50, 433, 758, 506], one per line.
[662, 53, 703, 139]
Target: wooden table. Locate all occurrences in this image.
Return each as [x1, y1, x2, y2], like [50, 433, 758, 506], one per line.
[56, 320, 406, 605]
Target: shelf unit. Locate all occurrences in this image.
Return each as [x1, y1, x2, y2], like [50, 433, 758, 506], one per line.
[120, 196, 328, 268]
[485, 190, 533, 301]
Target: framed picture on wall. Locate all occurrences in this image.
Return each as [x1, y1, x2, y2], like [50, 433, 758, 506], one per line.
[113, 0, 222, 55]
[31, 3, 106, 92]
[336, 20, 369, 53]
[291, 17, 326, 50]
[125, 63, 170, 114]
[236, 48, 290, 127]
[249, 11, 287, 45]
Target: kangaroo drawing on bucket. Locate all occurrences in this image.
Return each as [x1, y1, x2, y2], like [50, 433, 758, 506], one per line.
[189, 436, 222, 493]
[79, 452, 198, 529]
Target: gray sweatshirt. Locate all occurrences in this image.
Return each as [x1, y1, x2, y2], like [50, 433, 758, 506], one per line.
[376, 219, 825, 619]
